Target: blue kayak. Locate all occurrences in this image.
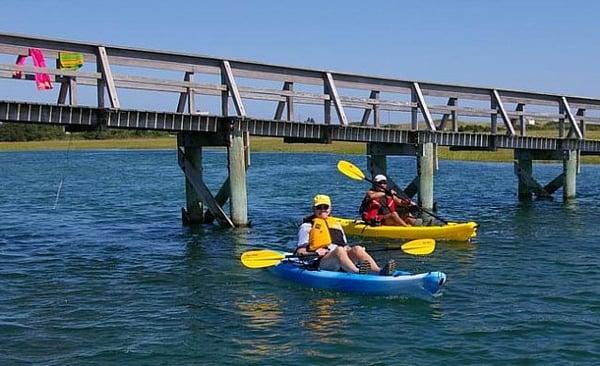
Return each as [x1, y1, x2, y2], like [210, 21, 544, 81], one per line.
[268, 258, 447, 299]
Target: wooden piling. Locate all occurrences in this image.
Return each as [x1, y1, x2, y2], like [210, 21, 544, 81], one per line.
[515, 150, 533, 200]
[178, 134, 205, 224]
[563, 150, 577, 199]
[418, 143, 434, 210]
[228, 127, 249, 226]
[183, 146, 204, 224]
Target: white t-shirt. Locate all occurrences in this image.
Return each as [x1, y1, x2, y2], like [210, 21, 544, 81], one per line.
[296, 222, 348, 250]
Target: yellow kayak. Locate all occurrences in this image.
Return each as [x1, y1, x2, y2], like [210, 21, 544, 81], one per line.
[333, 217, 478, 241]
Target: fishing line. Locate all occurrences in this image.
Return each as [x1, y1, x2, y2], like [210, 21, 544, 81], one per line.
[53, 132, 73, 210]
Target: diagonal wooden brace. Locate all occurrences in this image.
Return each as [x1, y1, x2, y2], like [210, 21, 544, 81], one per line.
[403, 176, 419, 199]
[178, 147, 234, 227]
[203, 177, 231, 224]
[513, 161, 552, 198]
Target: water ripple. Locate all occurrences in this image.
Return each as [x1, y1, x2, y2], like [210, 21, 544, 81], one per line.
[1, 151, 599, 364]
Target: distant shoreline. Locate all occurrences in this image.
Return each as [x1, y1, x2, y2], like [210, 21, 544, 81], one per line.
[2, 136, 599, 164]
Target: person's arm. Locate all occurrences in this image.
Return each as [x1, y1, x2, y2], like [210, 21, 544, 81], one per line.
[296, 223, 310, 255]
[367, 189, 386, 200]
[389, 191, 413, 206]
[296, 246, 309, 256]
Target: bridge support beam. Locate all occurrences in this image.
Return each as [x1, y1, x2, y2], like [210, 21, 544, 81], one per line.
[563, 150, 577, 199]
[418, 143, 434, 210]
[367, 154, 387, 179]
[514, 149, 579, 201]
[182, 144, 204, 224]
[515, 151, 533, 200]
[228, 126, 249, 227]
[177, 133, 234, 228]
[367, 142, 426, 202]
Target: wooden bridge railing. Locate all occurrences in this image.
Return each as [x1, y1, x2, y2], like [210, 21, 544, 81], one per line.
[0, 32, 598, 140]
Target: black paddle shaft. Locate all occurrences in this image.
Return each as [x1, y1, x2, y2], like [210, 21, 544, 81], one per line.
[291, 245, 417, 260]
[365, 177, 448, 224]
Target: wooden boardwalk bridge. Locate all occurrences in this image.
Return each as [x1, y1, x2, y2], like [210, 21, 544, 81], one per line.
[2, 32, 599, 227]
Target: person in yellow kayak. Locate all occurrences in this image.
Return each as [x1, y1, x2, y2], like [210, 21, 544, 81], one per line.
[359, 174, 420, 226]
[296, 194, 396, 275]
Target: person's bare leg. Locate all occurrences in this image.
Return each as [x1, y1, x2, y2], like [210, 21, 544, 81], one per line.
[348, 246, 381, 273]
[382, 212, 410, 226]
[404, 216, 417, 225]
[320, 247, 360, 273]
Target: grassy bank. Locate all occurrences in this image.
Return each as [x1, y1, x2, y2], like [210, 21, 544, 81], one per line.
[2, 135, 600, 163]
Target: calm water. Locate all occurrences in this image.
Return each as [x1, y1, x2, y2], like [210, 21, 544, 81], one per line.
[1, 150, 599, 365]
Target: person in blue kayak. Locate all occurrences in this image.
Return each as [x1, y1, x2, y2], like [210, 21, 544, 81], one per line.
[296, 194, 396, 275]
[359, 174, 419, 226]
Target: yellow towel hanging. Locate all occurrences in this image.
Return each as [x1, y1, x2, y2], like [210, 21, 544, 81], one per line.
[58, 52, 84, 70]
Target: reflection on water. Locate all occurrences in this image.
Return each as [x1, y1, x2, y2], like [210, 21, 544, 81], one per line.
[2, 151, 599, 364]
[235, 297, 290, 360]
[237, 298, 283, 331]
[302, 298, 345, 344]
[443, 240, 477, 267]
[429, 301, 446, 320]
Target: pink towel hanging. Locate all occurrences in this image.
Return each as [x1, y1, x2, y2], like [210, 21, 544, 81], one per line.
[12, 48, 53, 90]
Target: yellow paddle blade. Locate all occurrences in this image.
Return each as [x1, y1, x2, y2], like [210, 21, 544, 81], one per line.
[337, 160, 366, 181]
[241, 249, 286, 269]
[401, 239, 436, 255]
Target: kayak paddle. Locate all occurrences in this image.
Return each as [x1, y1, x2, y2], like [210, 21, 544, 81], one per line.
[337, 160, 448, 224]
[241, 238, 435, 269]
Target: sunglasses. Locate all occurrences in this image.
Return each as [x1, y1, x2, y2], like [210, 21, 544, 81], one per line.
[314, 204, 330, 210]
[377, 181, 387, 184]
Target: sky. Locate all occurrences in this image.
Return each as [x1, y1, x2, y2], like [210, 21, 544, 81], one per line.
[2, 0, 600, 120]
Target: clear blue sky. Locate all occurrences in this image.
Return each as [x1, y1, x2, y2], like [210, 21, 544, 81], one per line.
[3, 0, 600, 103]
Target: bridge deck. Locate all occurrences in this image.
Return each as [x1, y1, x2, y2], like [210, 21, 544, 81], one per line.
[2, 100, 600, 153]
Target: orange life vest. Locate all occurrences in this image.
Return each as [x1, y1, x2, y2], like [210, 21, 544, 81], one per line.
[307, 216, 345, 251]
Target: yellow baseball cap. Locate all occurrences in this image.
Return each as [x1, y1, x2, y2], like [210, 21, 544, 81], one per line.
[313, 194, 331, 207]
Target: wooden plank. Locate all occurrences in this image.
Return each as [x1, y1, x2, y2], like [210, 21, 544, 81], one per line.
[323, 81, 331, 124]
[412, 82, 436, 131]
[491, 89, 516, 136]
[221, 72, 228, 116]
[561, 97, 583, 139]
[451, 98, 458, 132]
[0, 63, 98, 79]
[490, 94, 498, 134]
[403, 176, 419, 199]
[437, 98, 457, 130]
[286, 82, 294, 121]
[221, 60, 246, 116]
[97, 46, 120, 108]
[204, 177, 231, 223]
[411, 88, 418, 130]
[274, 81, 293, 120]
[516, 103, 525, 136]
[176, 72, 195, 113]
[373, 100, 380, 127]
[177, 147, 234, 227]
[544, 173, 564, 195]
[577, 108, 586, 142]
[228, 128, 248, 225]
[361, 90, 379, 126]
[69, 77, 77, 105]
[57, 82, 69, 105]
[96, 60, 105, 108]
[324, 72, 348, 125]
